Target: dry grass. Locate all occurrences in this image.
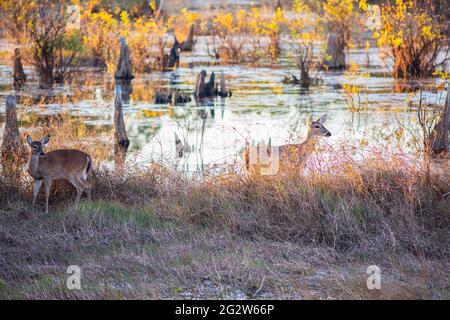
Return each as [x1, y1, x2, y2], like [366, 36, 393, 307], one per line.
[0, 149, 449, 299]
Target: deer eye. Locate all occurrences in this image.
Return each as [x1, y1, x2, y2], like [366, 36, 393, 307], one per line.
[315, 125, 320, 128]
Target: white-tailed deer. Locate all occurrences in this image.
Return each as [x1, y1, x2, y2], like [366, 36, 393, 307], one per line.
[26, 135, 92, 213]
[243, 114, 331, 175]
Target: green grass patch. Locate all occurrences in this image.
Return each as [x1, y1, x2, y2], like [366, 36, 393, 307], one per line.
[76, 200, 170, 229]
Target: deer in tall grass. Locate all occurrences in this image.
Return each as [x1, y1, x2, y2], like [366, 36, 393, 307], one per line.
[26, 135, 92, 213]
[243, 114, 331, 175]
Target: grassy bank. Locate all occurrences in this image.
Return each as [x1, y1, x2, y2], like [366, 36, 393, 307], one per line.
[0, 152, 449, 299]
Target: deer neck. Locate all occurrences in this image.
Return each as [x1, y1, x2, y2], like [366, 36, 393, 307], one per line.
[302, 130, 319, 152]
[28, 153, 44, 178]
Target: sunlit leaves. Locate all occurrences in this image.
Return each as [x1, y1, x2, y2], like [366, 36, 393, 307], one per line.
[368, 0, 447, 78]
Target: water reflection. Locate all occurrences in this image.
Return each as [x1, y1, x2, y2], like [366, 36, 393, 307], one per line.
[0, 38, 448, 172]
[115, 79, 133, 104]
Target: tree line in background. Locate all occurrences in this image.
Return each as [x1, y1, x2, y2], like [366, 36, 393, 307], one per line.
[0, 0, 448, 89]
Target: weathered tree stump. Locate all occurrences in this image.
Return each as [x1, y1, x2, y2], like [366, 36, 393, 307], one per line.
[114, 86, 130, 169]
[195, 70, 232, 100]
[323, 33, 345, 70]
[154, 91, 170, 104]
[161, 39, 180, 71]
[180, 25, 196, 51]
[204, 71, 215, 97]
[174, 91, 190, 104]
[194, 70, 214, 99]
[1, 96, 26, 181]
[115, 37, 134, 80]
[154, 89, 190, 105]
[216, 71, 232, 97]
[169, 39, 180, 69]
[431, 85, 450, 155]
[194, 70, 206, 99]
[13, 48, 26, 88]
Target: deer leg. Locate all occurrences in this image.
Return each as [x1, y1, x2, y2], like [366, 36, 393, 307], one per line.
[85, 184, 92, 201]
[32, 179, 43, 211]
[77, 177, 92, 202]
[68, 177, 83, 204]
[44, 179, 52, 214]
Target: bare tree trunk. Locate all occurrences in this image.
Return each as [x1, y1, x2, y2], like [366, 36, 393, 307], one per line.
[431, 84, 450, 155]
[300, 64, 311, 89]
[115, 37, 133, 80]
[114, 86, 129, 169]
[36, 42, 55, 88]
[13, 48, 26, 88]
[1, 96, 25, 181]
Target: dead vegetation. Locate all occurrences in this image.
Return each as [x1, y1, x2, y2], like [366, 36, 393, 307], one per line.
[0, 147, 448, 299]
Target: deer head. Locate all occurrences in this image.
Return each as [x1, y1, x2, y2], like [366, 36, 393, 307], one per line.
[308, 114, 331, 138]
[27, 134, 50, 156]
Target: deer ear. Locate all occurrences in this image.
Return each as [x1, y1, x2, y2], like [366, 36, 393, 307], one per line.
[317, 114, 327, 124]
[41, 135, 50, 145]
[309, 115, 314, 124]
[26, 135, 33, 146]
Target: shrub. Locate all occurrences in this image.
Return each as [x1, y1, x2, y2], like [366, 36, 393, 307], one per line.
[207, 6, 285, 64]
[368, 0, 449, 79]
[288, 0, 323, 88]
[0, 0, 84, 88]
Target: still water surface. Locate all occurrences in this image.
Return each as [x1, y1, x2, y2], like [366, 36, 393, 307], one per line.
[0, 37, 447, 172]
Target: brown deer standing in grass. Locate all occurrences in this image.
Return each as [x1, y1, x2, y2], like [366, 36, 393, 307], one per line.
[26, 135, 92, 213]
[243, 114, 332, 175]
